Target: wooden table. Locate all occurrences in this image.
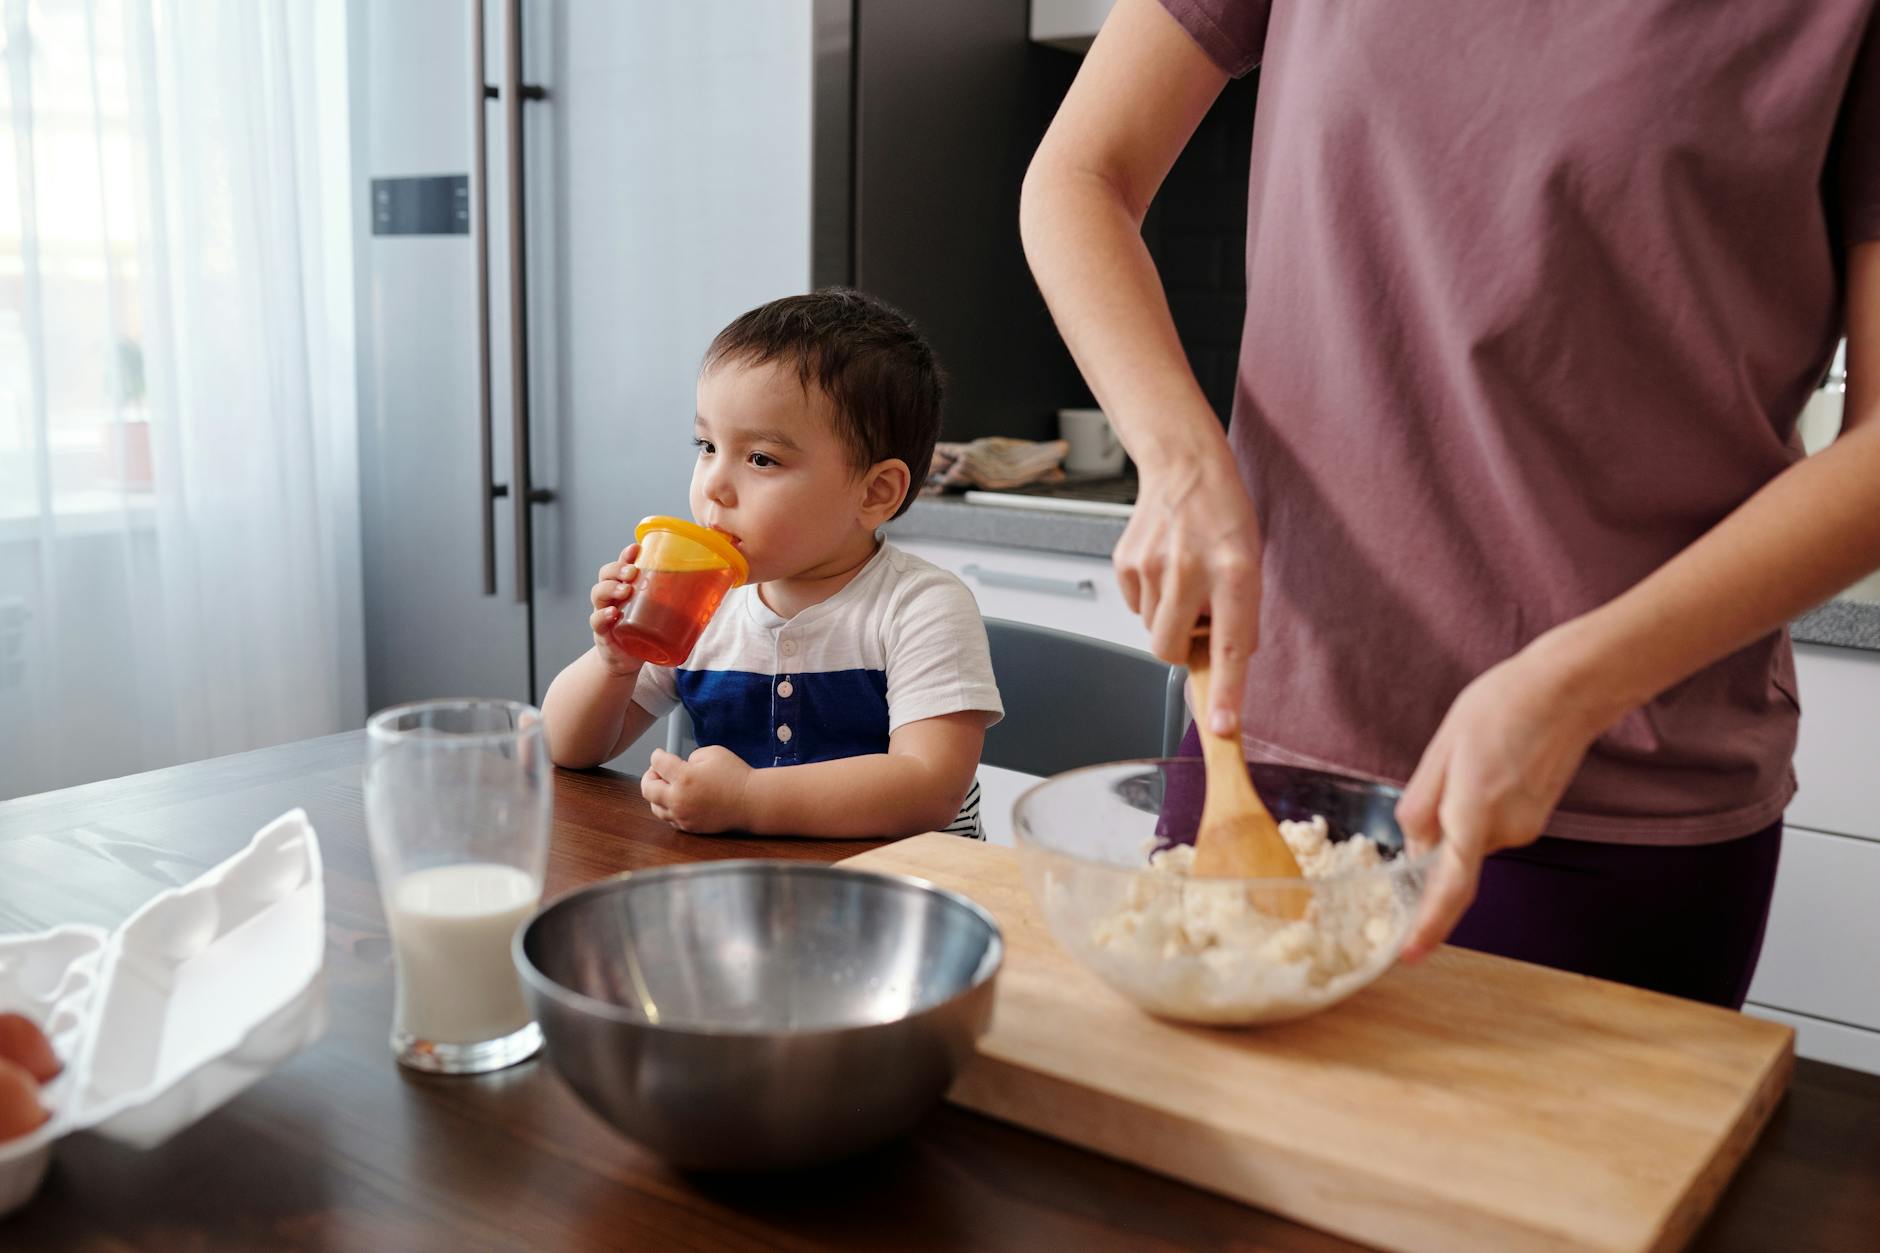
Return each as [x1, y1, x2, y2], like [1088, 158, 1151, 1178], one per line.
[1, 733, 1874, 1252]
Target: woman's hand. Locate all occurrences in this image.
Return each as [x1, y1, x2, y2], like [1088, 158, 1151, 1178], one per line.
[1394, 638, 1614, 962]
[1115, 450, 1263, 735]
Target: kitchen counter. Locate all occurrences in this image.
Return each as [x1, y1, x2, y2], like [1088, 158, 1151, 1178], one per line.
[4, 733, 1877, 1250]
[1794, 596, 1880, 651]
[895, 495, 1880, 653]
[893, 495, 1126, 558]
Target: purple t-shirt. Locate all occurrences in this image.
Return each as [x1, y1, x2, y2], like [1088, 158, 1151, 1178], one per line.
[1158, 0, 1880, 842]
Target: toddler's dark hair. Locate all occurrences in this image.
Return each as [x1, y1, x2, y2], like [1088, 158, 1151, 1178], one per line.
[703, 288, 945, 520]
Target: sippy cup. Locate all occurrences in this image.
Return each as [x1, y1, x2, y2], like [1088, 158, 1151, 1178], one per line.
[611, 516, 749, 666]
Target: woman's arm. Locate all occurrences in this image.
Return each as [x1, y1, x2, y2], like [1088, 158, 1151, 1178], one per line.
[1537, 242, 1880, 715]
[1021, 0, 1260, 733]
[1398, 241, 1880, 958]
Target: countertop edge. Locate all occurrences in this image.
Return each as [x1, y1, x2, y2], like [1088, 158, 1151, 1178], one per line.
[890, 497, 1124, 559]
[1793, 599, 1880, 652]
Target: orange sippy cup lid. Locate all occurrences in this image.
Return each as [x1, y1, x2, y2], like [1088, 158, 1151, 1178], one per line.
[632, 516, 750, 586]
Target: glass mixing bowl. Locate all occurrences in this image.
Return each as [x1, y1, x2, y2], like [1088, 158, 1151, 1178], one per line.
[1012, 759, 1434, 1026]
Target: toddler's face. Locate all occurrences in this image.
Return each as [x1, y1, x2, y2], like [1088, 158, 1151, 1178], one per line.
[689, 359, 872, 582]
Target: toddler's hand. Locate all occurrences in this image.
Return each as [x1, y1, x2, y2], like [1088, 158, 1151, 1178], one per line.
[641, 745, 753, 834]
[590, 543, 644, 678]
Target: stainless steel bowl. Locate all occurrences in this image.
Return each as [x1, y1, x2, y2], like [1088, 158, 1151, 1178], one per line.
[513, 860, 1002, 1170]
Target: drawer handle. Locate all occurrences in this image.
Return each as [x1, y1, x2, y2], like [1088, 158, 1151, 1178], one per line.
[961, 564, 1098, 599]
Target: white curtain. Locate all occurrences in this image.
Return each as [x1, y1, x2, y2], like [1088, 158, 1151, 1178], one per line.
[0, 0, 363, 798]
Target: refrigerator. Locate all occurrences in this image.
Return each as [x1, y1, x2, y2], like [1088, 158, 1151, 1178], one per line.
[352, 0, 1074, 772]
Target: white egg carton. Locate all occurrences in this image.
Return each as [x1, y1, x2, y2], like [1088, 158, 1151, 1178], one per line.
[0, 809, 327, 1218]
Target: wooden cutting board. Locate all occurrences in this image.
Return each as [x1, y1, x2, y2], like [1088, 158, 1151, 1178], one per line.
[840, 834, 1794, 1253]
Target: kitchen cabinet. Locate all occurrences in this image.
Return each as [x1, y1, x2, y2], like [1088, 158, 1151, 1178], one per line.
[1787, 643, 1880, 845]
[897, 538, 1149, 650]
[1744, 826, 1880, 1061]
[1742, 1003, 1880, 1076]
[1742, 644, 1880, 1075]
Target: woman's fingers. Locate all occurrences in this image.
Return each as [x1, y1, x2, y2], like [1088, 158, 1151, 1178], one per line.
[1116, 558, 1144, 615]
[1403, 760, 1492, 963]
[1147, 553, 1205, 666]
[1114, 514, 1150, 614]
[1200, 549, 1259, 735]
[1395, 729, 1450, 856]
[1137, 535, 1259, 738]
[1401, 829, 1482, 964]
[1397, 720, 1477, 961]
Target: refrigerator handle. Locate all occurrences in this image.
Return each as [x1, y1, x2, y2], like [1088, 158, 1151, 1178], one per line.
[473, 0, 501, 596]
[502, 0, 552, 607]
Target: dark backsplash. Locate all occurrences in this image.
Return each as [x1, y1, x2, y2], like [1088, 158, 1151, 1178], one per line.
[853, 4, 1256, 445]
[1143, 71, 1258, 425]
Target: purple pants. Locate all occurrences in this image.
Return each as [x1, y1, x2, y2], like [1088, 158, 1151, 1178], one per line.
[1446, 821, 1782, 1010]
[1168, 725, 1782, 1009]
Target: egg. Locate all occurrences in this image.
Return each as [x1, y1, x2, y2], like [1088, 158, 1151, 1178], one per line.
[0, 1013, 60, 1084]
[0, 1058, 46, 1142]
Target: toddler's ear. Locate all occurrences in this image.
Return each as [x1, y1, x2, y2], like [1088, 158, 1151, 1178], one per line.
[860, 458, 911, 521]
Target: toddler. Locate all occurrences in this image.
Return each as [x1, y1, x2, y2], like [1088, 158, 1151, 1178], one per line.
[541, 289, 1003, 838]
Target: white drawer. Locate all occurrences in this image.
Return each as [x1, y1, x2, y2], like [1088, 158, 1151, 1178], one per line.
[1790, 644, 1880, 845]
[896, 539, 1150, 651]
[1745, 826, 1880, 1034]
[1743, 1003, 1880, 1076]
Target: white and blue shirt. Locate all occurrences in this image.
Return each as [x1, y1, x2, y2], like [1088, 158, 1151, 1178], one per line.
[631, 541, 1004, 837]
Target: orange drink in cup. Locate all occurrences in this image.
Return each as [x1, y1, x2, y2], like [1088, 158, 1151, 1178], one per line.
[612, 515, 749, 666]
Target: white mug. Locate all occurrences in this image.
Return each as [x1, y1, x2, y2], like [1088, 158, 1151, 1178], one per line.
[1058, 408, 1126, 477]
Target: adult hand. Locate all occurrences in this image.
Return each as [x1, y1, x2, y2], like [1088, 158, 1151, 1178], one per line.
[1114, 453, 1263, 735]
[1393, 642, 1611, 962]
[641, 745, 754, 834]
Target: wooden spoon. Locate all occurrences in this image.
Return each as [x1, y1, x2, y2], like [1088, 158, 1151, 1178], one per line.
[1187, 633, 1309, 918]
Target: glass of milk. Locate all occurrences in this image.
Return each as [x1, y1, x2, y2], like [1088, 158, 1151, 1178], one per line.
[365, 699, 552, 1074]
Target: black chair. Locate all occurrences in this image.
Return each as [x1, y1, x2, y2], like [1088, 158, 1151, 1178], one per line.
[980, 618, 1187, 776]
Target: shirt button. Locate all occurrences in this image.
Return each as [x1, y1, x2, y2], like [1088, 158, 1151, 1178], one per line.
[781, 640, 797, 657]
[777, 680, 794, 698]
[777, 724, 793, 743]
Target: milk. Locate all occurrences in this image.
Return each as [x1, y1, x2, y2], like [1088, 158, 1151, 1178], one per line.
[386, 863, 539, 1045]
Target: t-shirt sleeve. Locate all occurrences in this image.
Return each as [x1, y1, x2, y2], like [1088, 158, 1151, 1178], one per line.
[1157, 0, 1271, 78]
[882, 571, 1004, 735]
[1837, 13, 1880, 245]
[631, 661, 679, 718]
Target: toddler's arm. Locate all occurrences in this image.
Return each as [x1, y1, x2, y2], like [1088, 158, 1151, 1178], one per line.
[541, 647, 658, 768]
[643, 711, 989, 837]
[541, 544, 660, 767]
